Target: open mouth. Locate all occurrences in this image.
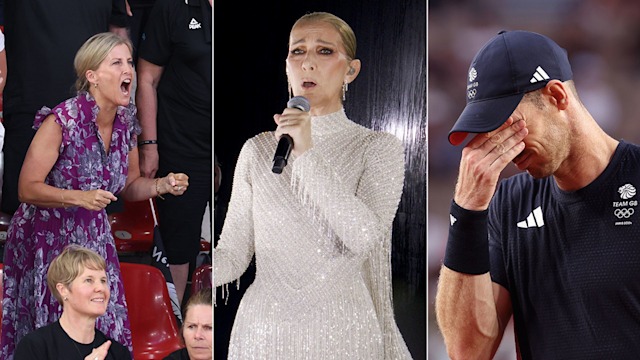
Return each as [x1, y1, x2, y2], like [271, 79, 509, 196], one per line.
[302, 81, 316, 88]
[121, 79, 131, 95]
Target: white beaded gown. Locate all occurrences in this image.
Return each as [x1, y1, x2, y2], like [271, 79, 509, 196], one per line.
[214, 108, 412, 359]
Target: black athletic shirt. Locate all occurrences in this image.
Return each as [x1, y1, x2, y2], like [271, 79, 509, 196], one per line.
[14, 320, 131, 360]
[138, 0, 212, 164]
[489, 140, 640, 359]
[162, 347, 189, 360]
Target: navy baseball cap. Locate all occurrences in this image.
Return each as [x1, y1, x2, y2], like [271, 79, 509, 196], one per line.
[448, 30, 573, 146]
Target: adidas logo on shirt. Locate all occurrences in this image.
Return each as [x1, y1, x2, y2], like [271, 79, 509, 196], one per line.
[529, 66, 550, 84]
[517, 206, 544, 228]
[189, 18, 202, 30]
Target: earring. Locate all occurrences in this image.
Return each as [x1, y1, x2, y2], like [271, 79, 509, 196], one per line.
[342, 81, 349, 101]
[94, 83, 98, 88]
[64, 297, 68, 301]
[288, 81, 293, 100]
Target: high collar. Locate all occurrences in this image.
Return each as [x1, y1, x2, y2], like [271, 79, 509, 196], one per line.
[310, 108, 352, 136]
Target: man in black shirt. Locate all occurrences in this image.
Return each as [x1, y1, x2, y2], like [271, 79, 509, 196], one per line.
[136, 0, 212, 307]
[436, 30, 640, 359]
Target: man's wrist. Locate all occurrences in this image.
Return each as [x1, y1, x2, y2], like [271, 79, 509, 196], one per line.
[443, 199, 490, 275]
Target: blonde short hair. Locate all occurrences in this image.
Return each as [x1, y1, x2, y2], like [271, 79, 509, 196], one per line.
[46, 244, 107, 304]
[74, 32, 133, 92]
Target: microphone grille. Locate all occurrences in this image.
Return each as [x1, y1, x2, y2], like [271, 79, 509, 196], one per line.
[287, 96, 310, 112]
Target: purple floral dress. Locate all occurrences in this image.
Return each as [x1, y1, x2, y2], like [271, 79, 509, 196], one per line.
[0, 92, 140, 359]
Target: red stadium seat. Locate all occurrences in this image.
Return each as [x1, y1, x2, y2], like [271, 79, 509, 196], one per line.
[110, 200, 155, 254]
[120, 262, 183, 359]
[200, 239, 211, 252]
[190, 263, 212, 294]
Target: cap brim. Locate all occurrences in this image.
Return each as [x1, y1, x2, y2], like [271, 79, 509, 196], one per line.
[448, 93, 525, 146]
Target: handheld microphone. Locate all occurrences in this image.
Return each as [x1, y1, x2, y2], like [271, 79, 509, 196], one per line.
[272, 96, 310, 174]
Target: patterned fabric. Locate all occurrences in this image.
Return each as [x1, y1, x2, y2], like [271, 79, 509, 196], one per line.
[214, 108, 412, 359]
[0, 92, 139, 360]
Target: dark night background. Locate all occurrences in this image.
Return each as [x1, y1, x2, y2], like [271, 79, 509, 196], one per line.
[213, 1, 426, 358]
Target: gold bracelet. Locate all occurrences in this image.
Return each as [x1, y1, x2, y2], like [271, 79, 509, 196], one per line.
[155, 178, 165, 200]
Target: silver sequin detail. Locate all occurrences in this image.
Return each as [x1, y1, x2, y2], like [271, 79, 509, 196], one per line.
[214, 108, 412, 359]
